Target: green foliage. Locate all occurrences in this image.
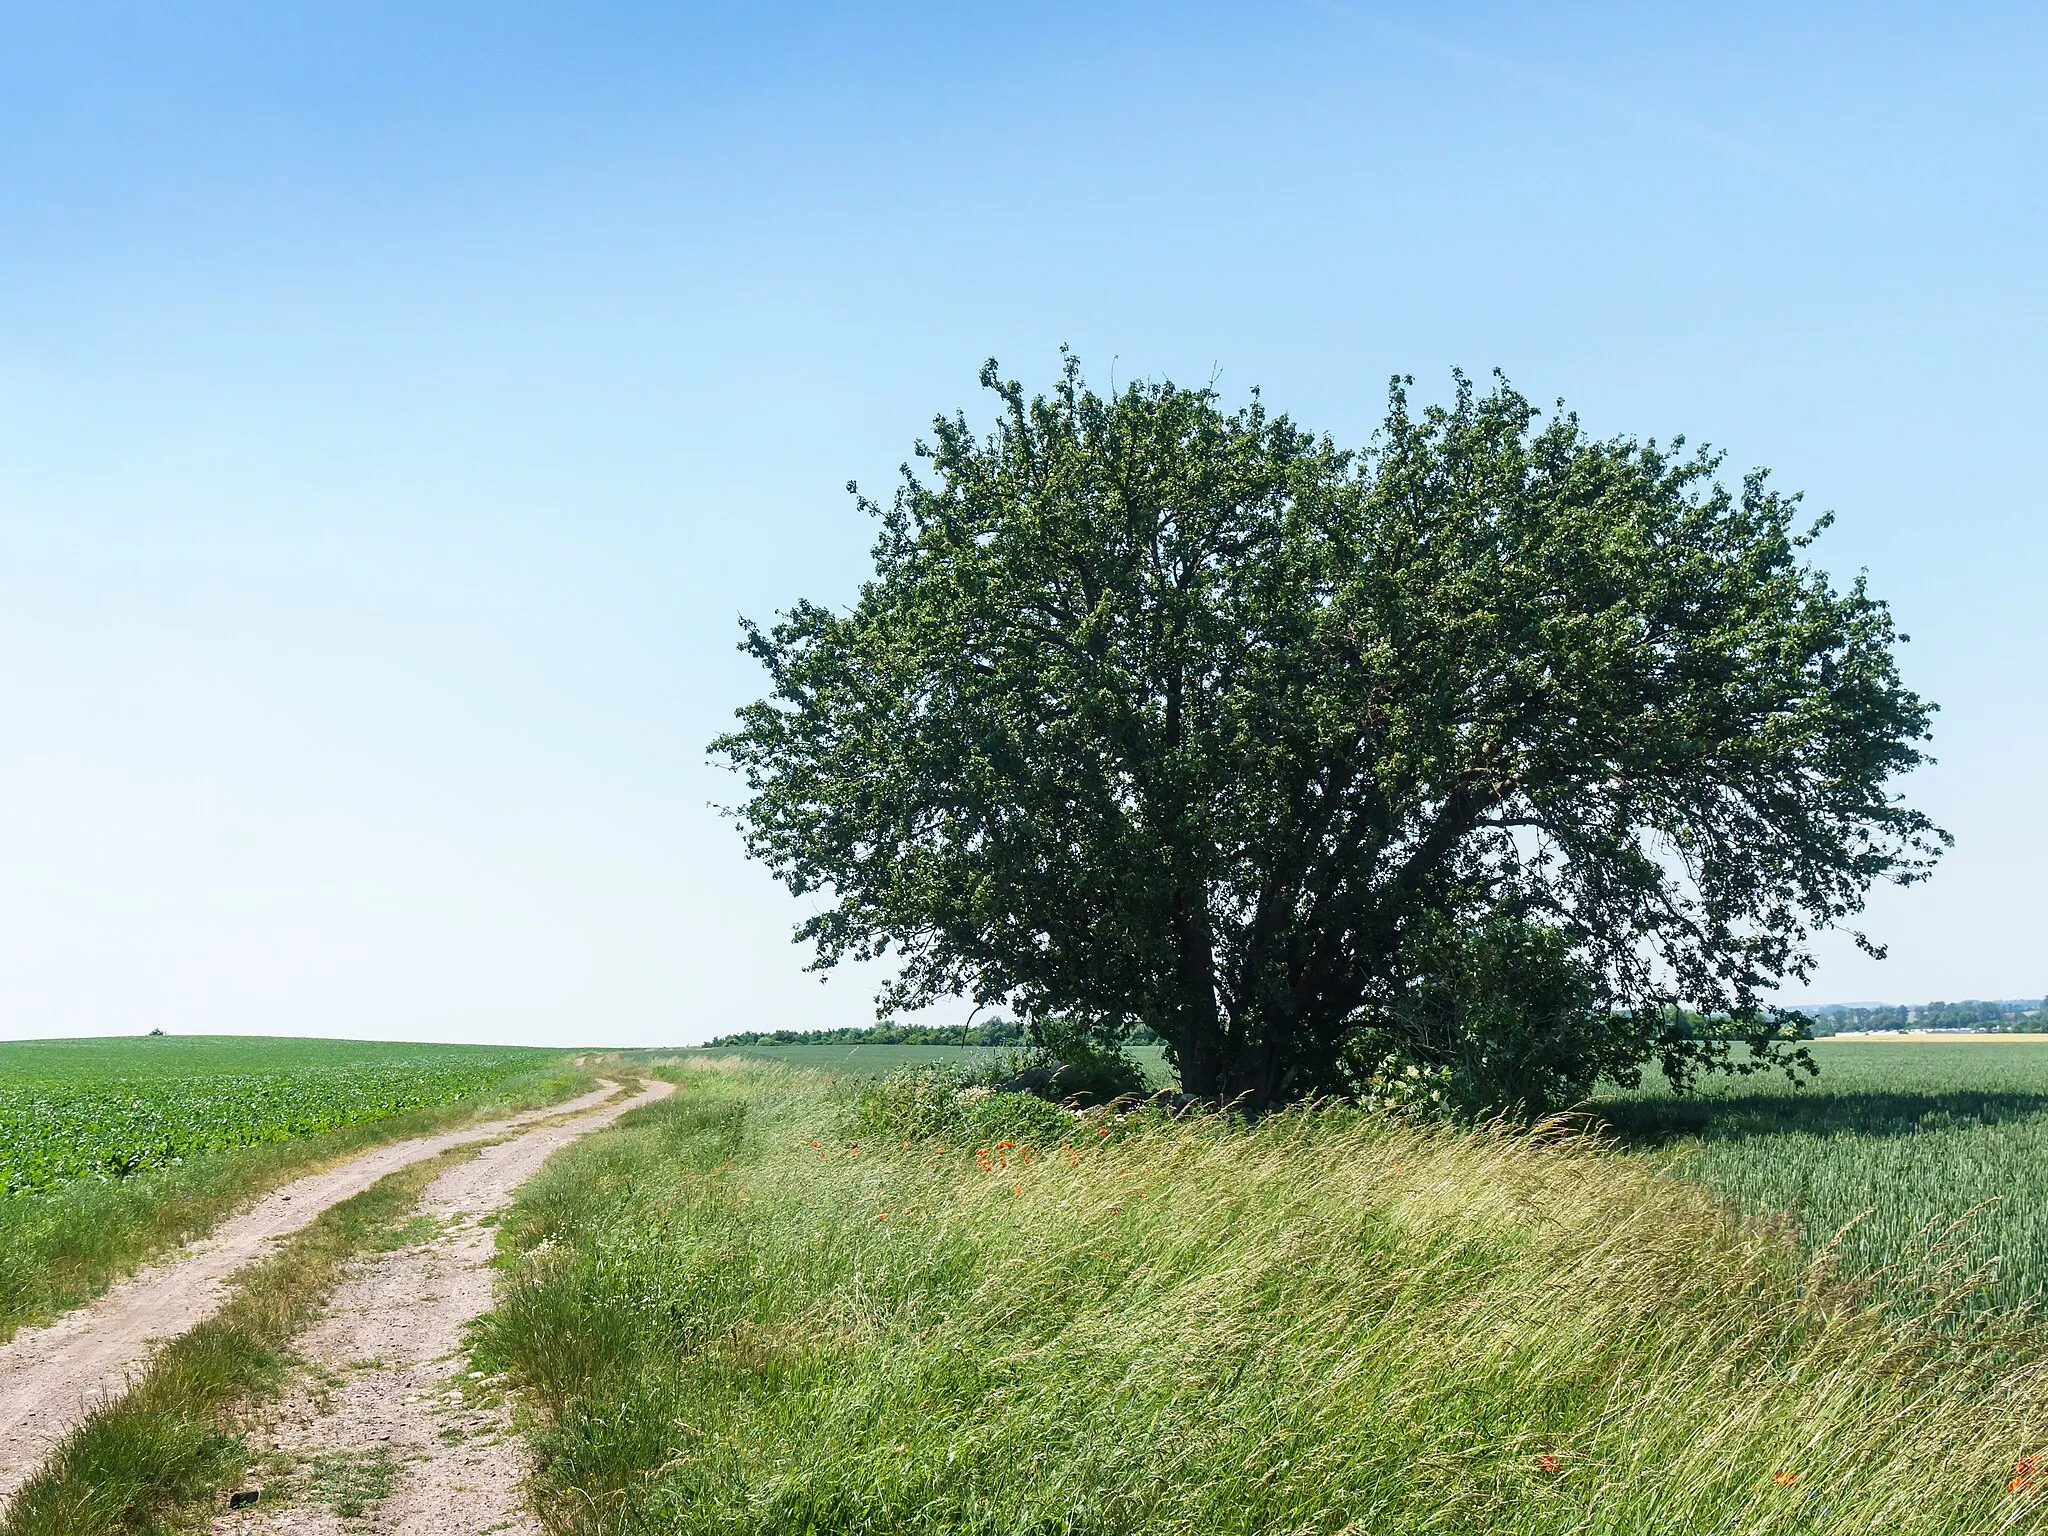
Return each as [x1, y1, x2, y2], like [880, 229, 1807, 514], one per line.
[477, 1063, 2047, 1536]
[1348, 913, 1672, 1119]
[844, 1065, 1078, 1147]
[0, 1037, 546, 1196]
[1022, 1016, 1151, 1103]
[714, 357, 1943, 1111]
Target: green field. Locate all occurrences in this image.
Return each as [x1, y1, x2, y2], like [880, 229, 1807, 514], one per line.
[0, 1035, 553, 1197]
[0, 1035, 587, 1341]
[1599, 1038, 2048, 1314]
[679, 1040, 1177, 1086]
[7, 1034, 2048, 1532]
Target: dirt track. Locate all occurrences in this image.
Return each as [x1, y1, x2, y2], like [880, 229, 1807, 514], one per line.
[210, 1077, 675, 1534]
[0, 1077, 651, 1507]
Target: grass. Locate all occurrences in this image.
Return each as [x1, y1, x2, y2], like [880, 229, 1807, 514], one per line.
[0, 1141, 476, 1536]
[474, 1060, 2048, 1536]
[301, 1446, 399, 1520]
[0, 1045, 592, 1343]
[1600, 1039, 2048, 1315]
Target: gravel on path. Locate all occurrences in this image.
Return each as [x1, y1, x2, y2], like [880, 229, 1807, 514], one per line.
[210, 1077, 676, 1535]
[0, 1078, 629, 1504]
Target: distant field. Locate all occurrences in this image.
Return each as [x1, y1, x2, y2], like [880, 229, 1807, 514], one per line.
[680, 1040, 1178, 1086]
[1600, 1039, 2048, 1313]
[0, 1035, 552, 1197]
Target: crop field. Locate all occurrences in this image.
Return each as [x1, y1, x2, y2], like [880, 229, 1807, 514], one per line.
[1600, 1038, 2048, 1314]
[0, 1036, 552, 1197]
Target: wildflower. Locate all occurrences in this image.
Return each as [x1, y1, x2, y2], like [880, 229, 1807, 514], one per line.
[876, 1210, 889, 1220]
[1013, 1184, 1022, 1194]
[1098, 1127, 1111, 1136]
[1773, 1471, 1798, 1488]
[997, 1140, 1014, 1149]
[811, 1140, 820, 1148]
[1534, 1454, 1561, 1474]
[2010, 1476, 2031, 1495]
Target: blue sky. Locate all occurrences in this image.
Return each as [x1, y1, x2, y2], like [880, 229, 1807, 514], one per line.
[1, 3, 2042, 1045]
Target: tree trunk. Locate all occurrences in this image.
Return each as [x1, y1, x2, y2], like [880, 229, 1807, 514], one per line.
[1169, 876, 1223, 1098]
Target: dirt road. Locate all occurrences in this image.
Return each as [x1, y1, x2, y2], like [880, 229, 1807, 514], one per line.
[211, 1079, 675, 1533]
[0, 1077, 655, 1506]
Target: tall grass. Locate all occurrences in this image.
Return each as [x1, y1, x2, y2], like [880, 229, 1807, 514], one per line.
[478, 1062, 2048, 1535]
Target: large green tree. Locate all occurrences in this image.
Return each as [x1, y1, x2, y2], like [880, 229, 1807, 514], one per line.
[714, 359, 1944, 1110]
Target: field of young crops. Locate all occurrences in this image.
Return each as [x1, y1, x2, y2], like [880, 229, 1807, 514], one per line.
[1600, 1038, 2048, 1314]
[0, 1036, 553, 1197]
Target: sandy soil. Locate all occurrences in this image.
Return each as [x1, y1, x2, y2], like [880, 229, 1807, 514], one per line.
[209, 1076, 674, 1535]
[0, 1078, 629, 1506]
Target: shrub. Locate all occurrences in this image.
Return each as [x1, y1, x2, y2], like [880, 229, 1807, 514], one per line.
[844, 1065, 1077, 1147]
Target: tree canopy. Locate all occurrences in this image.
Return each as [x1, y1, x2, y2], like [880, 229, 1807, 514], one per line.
[713, 358, 1944, 1112]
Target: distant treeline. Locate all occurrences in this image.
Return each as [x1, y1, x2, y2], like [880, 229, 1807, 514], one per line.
[704, 1004, 2048, 1051]
[702, 1021, 1030, 1048]
[1808, 999, 2047, 1035]
[701, 1019, 1168, 1049]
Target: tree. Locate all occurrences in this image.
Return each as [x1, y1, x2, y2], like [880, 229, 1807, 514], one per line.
[712, 357, 1945, 1112]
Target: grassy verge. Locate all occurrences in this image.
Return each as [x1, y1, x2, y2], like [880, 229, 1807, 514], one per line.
[477, 1061, 2048, 1536]
[0, 1059, 594, 1344]
[0, 1139, 481, 1536]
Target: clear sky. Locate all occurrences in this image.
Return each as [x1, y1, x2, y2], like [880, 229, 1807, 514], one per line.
[1, 3, 2042, 1046]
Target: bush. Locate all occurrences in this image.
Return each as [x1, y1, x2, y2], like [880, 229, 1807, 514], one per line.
[1348, 913, 1659, 1119]
[1021, 1017, 1150, 1104]
[844, 1065, 1077, 1147]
